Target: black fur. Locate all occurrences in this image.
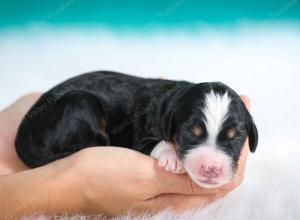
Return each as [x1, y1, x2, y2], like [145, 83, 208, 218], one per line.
[15, 71, 258, 168]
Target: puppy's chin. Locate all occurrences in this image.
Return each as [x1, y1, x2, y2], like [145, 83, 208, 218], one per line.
[192, 180, 224, 189]
[187, 172, 234, 189]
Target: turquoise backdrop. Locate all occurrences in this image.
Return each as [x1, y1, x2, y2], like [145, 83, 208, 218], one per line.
[0, 0, 299, 29]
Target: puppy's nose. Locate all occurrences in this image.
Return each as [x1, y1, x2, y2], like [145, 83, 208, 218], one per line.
[199, 165, 223, 178]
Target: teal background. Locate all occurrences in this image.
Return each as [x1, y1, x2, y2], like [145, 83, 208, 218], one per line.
[0, 0, 299, 29]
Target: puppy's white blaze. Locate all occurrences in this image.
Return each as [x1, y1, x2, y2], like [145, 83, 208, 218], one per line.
[202, 90, 232, 145]
[181, 91, 233, 188]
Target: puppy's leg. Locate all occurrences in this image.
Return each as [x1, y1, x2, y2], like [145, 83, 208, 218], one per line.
[150, 141, 185, 174]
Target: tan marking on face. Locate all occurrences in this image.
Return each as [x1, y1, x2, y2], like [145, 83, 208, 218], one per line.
[227, 128, 236, 139]
[192, 125, 204, 137]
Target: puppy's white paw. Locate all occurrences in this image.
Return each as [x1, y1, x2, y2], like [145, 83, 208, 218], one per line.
[150, 141, 185, 174]
[157, 149, 185, 174]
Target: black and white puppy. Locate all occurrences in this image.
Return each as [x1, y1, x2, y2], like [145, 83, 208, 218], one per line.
[15, 71, 258, 188]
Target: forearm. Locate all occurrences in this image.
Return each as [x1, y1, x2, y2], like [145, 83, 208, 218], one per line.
[0, 158, 86, 218]
[0, 168, 49, 218]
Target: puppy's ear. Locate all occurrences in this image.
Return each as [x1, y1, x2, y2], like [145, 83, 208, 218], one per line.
[160, 110, 175, 142]
[247, 117, 258, 153]
[238, 96, 258, 153]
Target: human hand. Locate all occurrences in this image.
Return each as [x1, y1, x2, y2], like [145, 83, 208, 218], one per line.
[46, 137, 248, 216]
[47, 96, 250, 216]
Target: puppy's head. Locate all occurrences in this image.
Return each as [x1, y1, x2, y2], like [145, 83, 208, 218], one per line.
[161, 82, 258, 188]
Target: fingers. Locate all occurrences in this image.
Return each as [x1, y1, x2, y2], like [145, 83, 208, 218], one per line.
[237, 139, 249, 176]
[222, 143, 249, 191]
[0, 93, 42, 132]
[239, 94, 251, 159]
[240, 95, 251, 110]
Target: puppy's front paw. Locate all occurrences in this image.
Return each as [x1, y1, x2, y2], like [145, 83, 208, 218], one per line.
[157, 149, 185, 174]
[151, 141, 186, 174]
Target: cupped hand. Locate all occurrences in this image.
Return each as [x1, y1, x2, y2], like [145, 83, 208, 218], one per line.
[54, 142, 248, 216]
[48, 95, 251, 216]
[0, 93, 250, 217]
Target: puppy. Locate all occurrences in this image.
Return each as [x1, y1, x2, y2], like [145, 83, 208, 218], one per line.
[15, 71, 258, 188]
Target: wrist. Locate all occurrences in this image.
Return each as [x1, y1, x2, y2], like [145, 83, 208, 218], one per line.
[0, 156, 87, 218]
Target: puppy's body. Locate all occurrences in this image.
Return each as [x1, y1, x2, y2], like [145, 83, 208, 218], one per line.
[16, 71, 258, 188]
[16, 71, 189, 165]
